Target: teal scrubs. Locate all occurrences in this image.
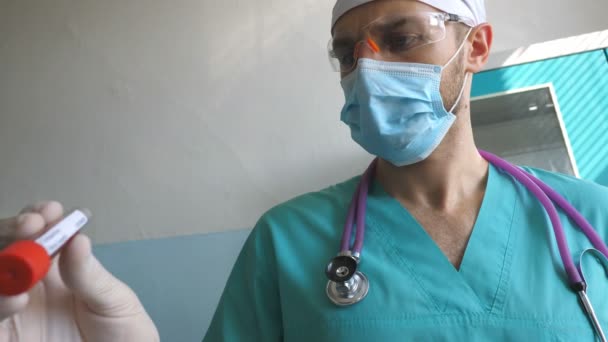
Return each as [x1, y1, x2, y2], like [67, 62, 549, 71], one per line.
[204, 164, 608, 341]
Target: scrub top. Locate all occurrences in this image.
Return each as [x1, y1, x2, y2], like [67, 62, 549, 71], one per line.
[203, 164, 608, 341]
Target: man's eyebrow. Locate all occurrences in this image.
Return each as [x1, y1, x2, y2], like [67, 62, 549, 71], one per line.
[330, 16, 414, 47]
[384, 18, 409, 29]
[372, 17, 410, 32]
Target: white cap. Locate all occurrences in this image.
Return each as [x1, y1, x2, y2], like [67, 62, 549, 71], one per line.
[331, 0, 486, 31]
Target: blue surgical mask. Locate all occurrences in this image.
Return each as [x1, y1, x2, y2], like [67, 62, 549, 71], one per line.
[340, 34, 470, 166]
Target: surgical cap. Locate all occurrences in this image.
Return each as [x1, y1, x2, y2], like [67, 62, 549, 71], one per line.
[331, 0, 486, 31]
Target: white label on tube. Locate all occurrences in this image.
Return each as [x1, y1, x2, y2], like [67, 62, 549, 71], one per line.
[35, 210, 89, 255]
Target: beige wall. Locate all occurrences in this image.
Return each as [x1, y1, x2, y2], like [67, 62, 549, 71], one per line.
[1, 0, 606, 243]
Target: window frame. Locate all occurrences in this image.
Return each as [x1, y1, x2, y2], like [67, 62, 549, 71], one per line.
[470, 83, 580, 178]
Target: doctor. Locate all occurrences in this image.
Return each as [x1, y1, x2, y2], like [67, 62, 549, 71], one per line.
[1, 0, 608, 341]
[204, 0, 608, 340]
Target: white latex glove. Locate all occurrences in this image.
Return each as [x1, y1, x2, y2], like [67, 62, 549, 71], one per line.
[0, 201, 159, 342]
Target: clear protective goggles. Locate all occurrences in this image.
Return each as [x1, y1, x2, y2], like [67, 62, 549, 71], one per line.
[328, 11, 473, 73]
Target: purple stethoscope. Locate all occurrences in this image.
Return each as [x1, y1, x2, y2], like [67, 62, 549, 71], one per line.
[325, 150, 608, 341]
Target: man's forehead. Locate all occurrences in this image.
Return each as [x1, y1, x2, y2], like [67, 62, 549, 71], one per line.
[332, 0, 485, 34]
[332, 1, 438, 38]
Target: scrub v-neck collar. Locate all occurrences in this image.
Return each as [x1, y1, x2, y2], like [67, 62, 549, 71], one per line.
[365, 163, 519, 313]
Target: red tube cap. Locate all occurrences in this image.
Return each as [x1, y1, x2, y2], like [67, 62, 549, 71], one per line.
[0, 240, 51, 296]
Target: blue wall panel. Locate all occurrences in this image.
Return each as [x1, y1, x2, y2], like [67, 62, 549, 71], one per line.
[472, 49, 608, 185]
[94, 229, 251, 342]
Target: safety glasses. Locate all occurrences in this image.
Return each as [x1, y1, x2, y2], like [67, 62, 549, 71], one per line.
[328, 11, 473, 73]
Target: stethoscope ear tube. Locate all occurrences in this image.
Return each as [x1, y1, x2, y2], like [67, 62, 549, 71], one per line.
[479, 150, 587, 285]
[577, 287, 608, 342]
[485, 149, 608, 342]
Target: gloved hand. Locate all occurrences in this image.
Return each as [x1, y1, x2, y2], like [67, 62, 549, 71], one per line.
[0, 201, 159, 342]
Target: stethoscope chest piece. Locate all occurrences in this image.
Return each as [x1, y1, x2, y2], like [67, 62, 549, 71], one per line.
[325, 254, 369, 306]
[326, 270, 369, 306]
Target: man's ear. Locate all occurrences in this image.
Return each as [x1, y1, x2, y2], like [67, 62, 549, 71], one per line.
[465, 23, 493, 74]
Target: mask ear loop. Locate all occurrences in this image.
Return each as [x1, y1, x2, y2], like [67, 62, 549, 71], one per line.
[449, 73, 469, 113]
[446, 28, 473, 114]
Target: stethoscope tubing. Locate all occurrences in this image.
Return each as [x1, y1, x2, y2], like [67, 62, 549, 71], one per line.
[479, 150, 583, 287]
[340, 159, 377, 254]
[527, 172, 608, 257]
[341, 151, 608, 287]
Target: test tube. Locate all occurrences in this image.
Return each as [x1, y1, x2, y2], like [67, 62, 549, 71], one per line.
[0, 208, 91, 296]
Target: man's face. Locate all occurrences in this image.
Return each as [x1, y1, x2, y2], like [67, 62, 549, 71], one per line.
[332, 0, 470, 114]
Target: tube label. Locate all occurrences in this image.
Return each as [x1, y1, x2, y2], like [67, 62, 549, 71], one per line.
[35, 209, 89, 255]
